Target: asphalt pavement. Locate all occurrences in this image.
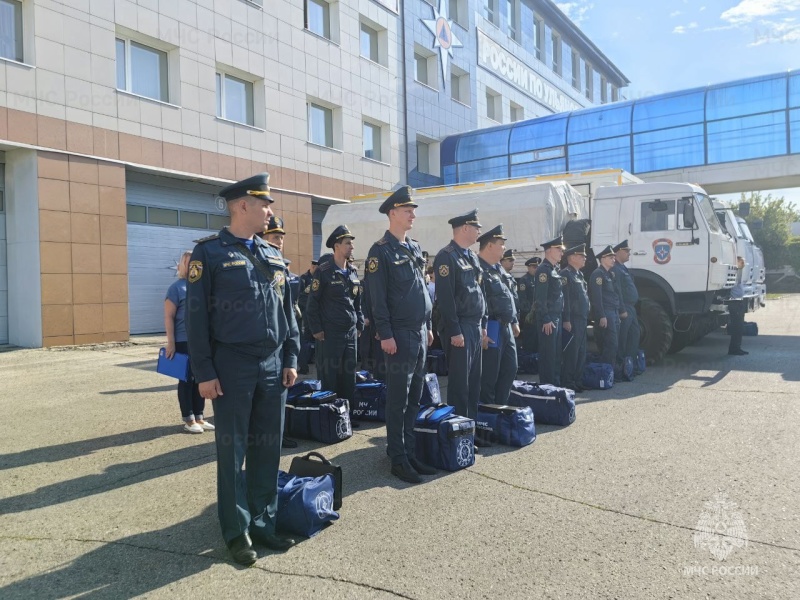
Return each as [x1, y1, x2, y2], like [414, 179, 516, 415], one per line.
[1, 296, 798, 599]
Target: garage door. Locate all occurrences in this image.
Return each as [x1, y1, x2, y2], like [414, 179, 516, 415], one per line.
[0, 164, 8, 344]
[126, 174, 228, 334]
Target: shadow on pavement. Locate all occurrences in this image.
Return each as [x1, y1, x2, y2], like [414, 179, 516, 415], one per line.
[0, 442, 215, 515]
[100, 385, 177, 395]
[0, 426, 184, 471]
[0, 505, 225, 600]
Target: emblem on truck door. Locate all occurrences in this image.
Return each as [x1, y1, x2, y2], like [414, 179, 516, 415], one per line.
[653, 239, 673, 265]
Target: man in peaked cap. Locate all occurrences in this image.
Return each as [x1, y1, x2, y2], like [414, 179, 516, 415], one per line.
[305, 225, 363, 412]
[434, 208, 487, 425]
[560, 244, 590, 392]
[262, 215, 286, 251]
[517, 255, 541, 352]
[612, 240, 641, 374]
[588, 245, 624, 368]
[366, 186, 435, 484]
[186, 173, 300, 564]
[534, 235, 566, 385]
[297, 258, 319, 374]
[500, 249, 520, 321]
[477, 225, 519, 410]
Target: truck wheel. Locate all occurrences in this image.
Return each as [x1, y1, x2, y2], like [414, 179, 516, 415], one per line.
[638, 298, 673, 364]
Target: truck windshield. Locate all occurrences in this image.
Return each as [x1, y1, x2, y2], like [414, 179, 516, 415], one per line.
[694, 193, 721, 234]
[738, 220, 755, 243]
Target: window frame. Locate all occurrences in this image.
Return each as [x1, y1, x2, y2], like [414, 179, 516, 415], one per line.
[305, 0, 332, 40]
[308, 102, 334, 148]
[363, 121, 383, 162]
[359, 21, 379, 63]
[216, 71, 255, 127]
[0, 0, 23, 63]
[450, 65, 470, 106]
[115, 36, 170, 103]
[551, 31, 561, 76]
[485, 87, 501, 122]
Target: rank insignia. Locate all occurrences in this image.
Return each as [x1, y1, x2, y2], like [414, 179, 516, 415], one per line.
[367, 257, 379, 273]
[188, 261, 203, 283]
[539, 273, 547, 283]
[439, 264, 450, 277]
[312, 279, 320, 291]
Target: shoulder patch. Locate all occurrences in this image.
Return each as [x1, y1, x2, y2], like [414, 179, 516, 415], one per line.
[367, 257, 379, 273]
[439, 264, 450, 277]
[595, 276, 603, 285]
[188, 261, 203, 283]
[193, 233, 219, 244]
[311, 279, 320, 291]
[539, 273, 548, 283]
[519, 283, 526, 291]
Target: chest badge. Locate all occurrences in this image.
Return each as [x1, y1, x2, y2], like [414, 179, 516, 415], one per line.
[188, 261, 203, 283]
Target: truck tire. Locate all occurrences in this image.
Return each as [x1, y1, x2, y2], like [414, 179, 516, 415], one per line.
[638, 298, 672, 364]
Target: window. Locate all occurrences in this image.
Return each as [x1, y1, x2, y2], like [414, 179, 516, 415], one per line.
[0, 0, 23, 62]
[180, 211, 208, 229]
[305, 0, 331, 39]
[360, 22, 378, 62]
[611, 85, 619, 102]
[127, 205, 147, 223]
[414, 45, 437, 89]
[116, 38, 169, 102]
[600, 76, 608, 104]
[209, 214, 231, 230]
[571, 50, 580, 90]
[486, 88, 501, 122]
[510, 102, 524, 122]
[483, 0, 496, 23]
[127, 204, 226, 229]
[216, 72, 254, 126]
[641, 200, 676, 232]
[551, 32, 561, 76]
[449, 0, 467, 28]
[308, 102, 333, 147]
[148, 207, 179, 226]
[505, 0, 517, 40]
[584, 62, 593, 100]
[417, 137, 441, 176]
[533, 16, 544, 60]
[363, 121, 382, 161]
[450, 65, 469, 105]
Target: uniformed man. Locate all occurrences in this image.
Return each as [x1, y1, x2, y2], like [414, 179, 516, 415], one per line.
[366, 186, 435, 484]
[500, 249, 520, 321]
[305, 225, 364, 408]
[560, 244, 590, 392]
[478, 225, 519, 408]
[434, 209, 487, 422]
[612, 240, 641, 373]
[589, 245, 623, 368]
[297, 258, 319, 374]
[518, 256, 541, 352]
[262, 215, 285, 250]
[186, 173, 300, 565]
[534, 236, 566, 385]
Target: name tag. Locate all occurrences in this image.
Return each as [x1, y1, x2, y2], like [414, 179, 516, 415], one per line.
[393, 257, 410, 265]
[331, 280, 343, 286]
[222, 260, 246, 268]
[266, 258, 285, 267]
[459, 262, 473, 271]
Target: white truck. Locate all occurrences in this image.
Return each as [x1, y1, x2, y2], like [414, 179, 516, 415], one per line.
[712, 200, 767, 312]
[323, 177, 738, 363]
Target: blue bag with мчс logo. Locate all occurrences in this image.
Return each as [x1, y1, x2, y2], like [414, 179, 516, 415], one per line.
[413, 405, 475, 472]
[582, 362, 615, 390]
[476, 404, 536, 447]
[276, 471, 339, 538]
[351, 381, 387, 421]
[419, 373, 442, 407]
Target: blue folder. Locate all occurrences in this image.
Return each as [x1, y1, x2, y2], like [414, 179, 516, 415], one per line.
[157, 348, 190, 381]
[486, 320, 500, 349]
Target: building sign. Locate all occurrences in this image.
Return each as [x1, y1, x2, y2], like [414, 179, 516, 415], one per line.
[422, 0, 462, 87]
[371, 0, 398, 13]
[477, 29, 583, 113]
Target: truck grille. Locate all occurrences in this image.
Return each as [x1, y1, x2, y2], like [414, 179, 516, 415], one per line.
[723, 265, 737, 288]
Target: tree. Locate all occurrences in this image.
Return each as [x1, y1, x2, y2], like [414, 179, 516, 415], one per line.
[733, 192, 800, 270]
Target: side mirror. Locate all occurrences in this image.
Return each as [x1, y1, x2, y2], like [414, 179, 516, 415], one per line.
[749, 219, 763, 231]
[738, 202, 751, 217]
[683, 203, 696, 229]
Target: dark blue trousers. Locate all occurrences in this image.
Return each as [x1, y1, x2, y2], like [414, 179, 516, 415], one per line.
[443, 320, 482, 419]
[537, 317, 562, 386]
[597, 311, 621, 367]
[481, 323, 518, 405]
[318, 326, 357, 404]
[384, 327, 427, 465]
[617, 305, 640, 362]
[297, 317, 314, 371]
[561, 318, 587, 388]
[212, 345, 286, 544]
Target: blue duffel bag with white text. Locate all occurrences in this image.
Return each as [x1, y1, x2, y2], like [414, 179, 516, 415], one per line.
[476, 404, 536, 447]
[582, 362, 614, 390]
[414, 405, 475, 471]
[352, 381, 387, 421]
[508, 380, 576, 426]
[277, 471, 339, 538]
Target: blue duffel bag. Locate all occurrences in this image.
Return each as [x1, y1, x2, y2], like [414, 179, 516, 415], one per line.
[351, 381, 387, 421]
[517, 351, 539, 375]
[277, 471, 339, 538]
[288, 379, 322, 399]
[615, 356, 635, 381]
[476, 404, 536, 447]
[285, 393, 351, 443]
[636, 350, 646, 374]
[420, 373, 442, 407]
[582, 362, 614, 390]
[414, 405, 475, 471]
[508, 380, 576, 426]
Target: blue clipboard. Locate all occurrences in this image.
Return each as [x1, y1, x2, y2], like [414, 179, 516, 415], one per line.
[486, 320, 500, 349]
[157, 348, 190, 381]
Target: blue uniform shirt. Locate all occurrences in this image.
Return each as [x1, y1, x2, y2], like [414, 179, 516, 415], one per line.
[434, 242, 487, 337]
[560, 265, 590, 322]
[366, 230, 432, 339]
[305, 255, 364, 333]
[533, 259, 564, 323]
[612, 262, 639, 307]
[589, 266, 621, 319]
[479, 258, 517, 325]
[185, 228, 300, 382]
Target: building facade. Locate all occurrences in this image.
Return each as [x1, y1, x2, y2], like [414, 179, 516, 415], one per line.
[0, 0, 625, 347]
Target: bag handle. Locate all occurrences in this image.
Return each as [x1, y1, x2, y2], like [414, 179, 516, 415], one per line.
[302, 451, 331, 465]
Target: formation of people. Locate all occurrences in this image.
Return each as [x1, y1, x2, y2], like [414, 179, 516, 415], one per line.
[178, 176, 646, 565]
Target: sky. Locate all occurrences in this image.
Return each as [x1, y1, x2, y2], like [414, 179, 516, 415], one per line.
[555, 0, 800, 209]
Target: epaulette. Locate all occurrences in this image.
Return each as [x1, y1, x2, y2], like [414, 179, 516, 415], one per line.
[318, 260, 333, 271]
[193, 233, 219, 244]
[376, 235, 388, 245]
[266, 241, 281, 250]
